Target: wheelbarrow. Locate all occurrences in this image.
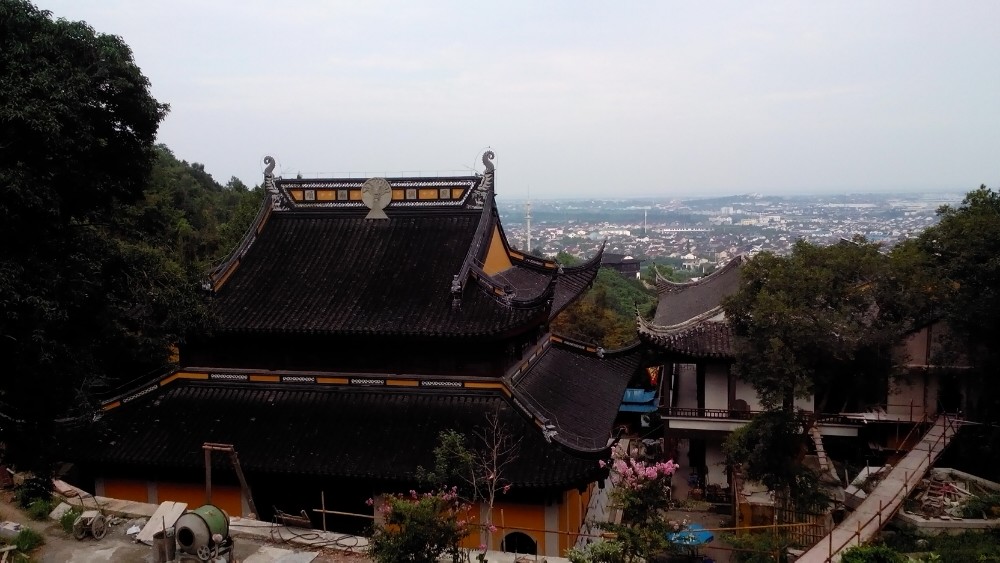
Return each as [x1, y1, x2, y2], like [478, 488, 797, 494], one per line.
[72, 495, 109, 540]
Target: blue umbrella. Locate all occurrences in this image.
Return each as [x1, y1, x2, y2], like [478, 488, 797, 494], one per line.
[666, 522, 714, 546]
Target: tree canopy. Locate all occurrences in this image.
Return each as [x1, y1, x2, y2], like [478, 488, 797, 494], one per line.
[907, 186, 1000, 366]
[551, 267, 655, 348]
[723, 239, 914, 412]
[0, 1, 262, 472]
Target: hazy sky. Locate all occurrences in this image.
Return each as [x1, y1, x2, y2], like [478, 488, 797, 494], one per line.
[37, 1, 1000, 199]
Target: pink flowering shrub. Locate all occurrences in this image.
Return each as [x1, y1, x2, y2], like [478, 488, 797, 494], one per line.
[573, 450, 681, 561]
[368, 487, 473, 563]
[608, 450, 679, 525]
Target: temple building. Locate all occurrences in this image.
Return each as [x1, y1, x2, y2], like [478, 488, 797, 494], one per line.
[637, 256, 859, 500]
[78, 152, 642, 556]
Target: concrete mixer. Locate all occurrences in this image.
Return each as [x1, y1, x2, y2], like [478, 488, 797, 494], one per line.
[174, 504, 233, 561]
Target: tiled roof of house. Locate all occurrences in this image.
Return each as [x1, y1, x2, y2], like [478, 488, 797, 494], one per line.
[601, 253, 642, 265]
[637, 311, 734, 360]
[492, 252, 604, 321]
[86, 382, 602, 490]
[652, 255, 746, 326]
[511, 338, 642, 452]
[641, 255, 747, 359]
[213, 211, 548, 337]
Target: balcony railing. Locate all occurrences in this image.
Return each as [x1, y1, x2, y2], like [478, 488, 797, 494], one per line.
[660, 407, 862, 426]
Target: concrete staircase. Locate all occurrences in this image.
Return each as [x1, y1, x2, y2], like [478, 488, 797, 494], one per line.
[796, 415, 961, 563]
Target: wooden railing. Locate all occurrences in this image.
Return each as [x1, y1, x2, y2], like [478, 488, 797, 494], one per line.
[660, 407, 862, 426]
[816, 414, 958, 562]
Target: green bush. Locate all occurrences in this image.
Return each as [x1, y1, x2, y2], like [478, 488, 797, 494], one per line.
[26, 498, 54, 521]
[13, 477, 51, 509]
[960, 492, 1000, 519]
[60, 507, 82, 534]
[14, 527, 45, 553]
[722, 531, 799, 563]
[367, 489, 472, 563]
[840, 544, 905, 563]
[565, 540, 626, 563]
[923, 528, 1000, 563]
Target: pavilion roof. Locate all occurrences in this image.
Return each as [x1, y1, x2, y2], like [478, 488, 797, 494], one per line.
[652, 255, 746, 326]
[206, 152, 600, 339]
[642, 255, 747, 359]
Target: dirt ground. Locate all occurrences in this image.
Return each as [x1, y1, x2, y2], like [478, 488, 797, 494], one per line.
[663, 508, 735, 563]
[0, 492, 370, 563]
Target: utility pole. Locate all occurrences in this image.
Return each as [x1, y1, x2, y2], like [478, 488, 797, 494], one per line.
[524, 193, 532, 253]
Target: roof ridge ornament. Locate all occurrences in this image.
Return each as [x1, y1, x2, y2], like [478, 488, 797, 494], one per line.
[263, 155, 290, 211]
[361, 177, 392, 220]
[482, 150, 495, 174]
[468, 150, 495, 209]
[450, 275, 462, 310]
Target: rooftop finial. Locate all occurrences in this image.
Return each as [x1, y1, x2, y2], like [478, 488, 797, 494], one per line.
[264, 155, 276, 177]
[482, 150, 495, 174]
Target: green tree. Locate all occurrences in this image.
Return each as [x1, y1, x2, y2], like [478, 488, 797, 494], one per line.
[552, 268, 655, 348]
[722, 240, 912, 412]
[416, 412, 520, 549]
[905, 187, 1000, 407]
[0, 0, 193, 473]
[723, 410, 830, 511]
[368, 489, 473, 563]
[899, 185, 1000, 478]
[140, 145, 264, 270]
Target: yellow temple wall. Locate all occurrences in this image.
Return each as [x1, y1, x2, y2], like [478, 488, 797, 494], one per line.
[99, 477, 244, 517]
[100, 476, 595, 557]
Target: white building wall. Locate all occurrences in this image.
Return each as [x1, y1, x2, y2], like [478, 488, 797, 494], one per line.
[888, 372, 939, 418]
[705, 439, 729, 487]
[704, 364, 729, 410]
[733, 376, 814, 412]
[795, 393, 815, 412]
[676, 364, 699, 409]
[733, 377, 762, 411]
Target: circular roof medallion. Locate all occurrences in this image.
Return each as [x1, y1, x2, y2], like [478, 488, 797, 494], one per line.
[361, 177, 392, 219]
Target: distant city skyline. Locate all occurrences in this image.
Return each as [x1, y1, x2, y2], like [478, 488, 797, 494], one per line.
[37, 0, 1000, 199]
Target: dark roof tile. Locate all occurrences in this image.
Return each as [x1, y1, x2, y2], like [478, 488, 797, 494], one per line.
[511, 340, 641, 451]
[214, 212, 545, 337]
[86, 383, 601, 489]
[652, 255, 745, 326]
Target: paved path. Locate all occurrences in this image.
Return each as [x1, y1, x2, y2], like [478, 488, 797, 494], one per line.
[797, 415, 961, 563]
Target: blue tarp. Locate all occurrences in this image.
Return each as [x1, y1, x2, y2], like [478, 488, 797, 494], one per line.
[619, 403, 658, 412]
[622, 388, 656, 403]
[666, 522, 714, 546]
[620, 388, 657, 412]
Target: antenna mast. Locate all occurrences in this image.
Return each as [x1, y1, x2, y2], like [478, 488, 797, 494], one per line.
[524, 188, 532, 253]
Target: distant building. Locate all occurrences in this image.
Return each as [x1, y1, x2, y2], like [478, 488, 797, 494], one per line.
[601, 253, 643, 279]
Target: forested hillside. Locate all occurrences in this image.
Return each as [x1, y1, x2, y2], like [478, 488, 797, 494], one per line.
[1, 0, 261, 470]
[142, 145, 264, 273]
[551, 254, 657, 348]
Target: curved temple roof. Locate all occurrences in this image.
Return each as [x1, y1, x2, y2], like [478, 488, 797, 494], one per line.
[642, 255, 747, 359]
[204, 152, 600, 339]
[509, 336, 642, 452]
[85, 382, 601, 490]
[652, 254, 746, 326]
[83, 152, 622, 492]
[489, 243, 605, 321]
